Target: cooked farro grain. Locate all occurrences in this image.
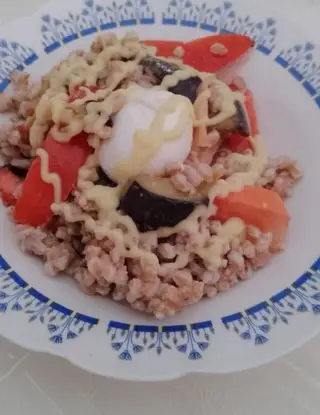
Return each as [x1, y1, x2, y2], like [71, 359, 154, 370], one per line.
[173, 46, 185, 59]
[210, 42, 229, 56]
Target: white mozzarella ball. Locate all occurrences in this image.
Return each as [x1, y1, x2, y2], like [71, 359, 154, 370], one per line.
[99, 87, 193, 181]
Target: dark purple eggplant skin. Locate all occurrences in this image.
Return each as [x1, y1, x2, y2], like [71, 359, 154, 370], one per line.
[169, 76, 202, 104]
[119, 181, 208, 232]
[5, 164, 28, 178]
[95, 166, 117, 187]
[234, 100, 250, 136]
[141, 56, 179, 79]
[140, 57, 202, 103]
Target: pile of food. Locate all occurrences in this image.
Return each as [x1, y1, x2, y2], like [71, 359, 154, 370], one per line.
[0, 32, 301, 318]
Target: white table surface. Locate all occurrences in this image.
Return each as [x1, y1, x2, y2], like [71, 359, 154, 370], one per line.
[1, 0, 320, 414]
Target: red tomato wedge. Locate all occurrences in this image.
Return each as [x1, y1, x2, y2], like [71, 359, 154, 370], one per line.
[0, 167, 22, 206]
[224, 131, 252, 153]
[214, 186, 290, 246]
[184, 34, 254, 72]
[142, 40, 184, 58]
[14, 132, 92, 227]
[142, 34, 254, 73]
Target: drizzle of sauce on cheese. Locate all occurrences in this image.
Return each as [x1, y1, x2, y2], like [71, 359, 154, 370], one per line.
[112, 94, 194, 183]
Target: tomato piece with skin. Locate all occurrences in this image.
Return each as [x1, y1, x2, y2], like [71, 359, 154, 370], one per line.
[14, 132, 92, 227]
[224, 131, 252, 153]
[214, 186, 290, 247]
[184, 34, 254, 73]
[0, 167, 22, 206]
[142, 34, 254, 73]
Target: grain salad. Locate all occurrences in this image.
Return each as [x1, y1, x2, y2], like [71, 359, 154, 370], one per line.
[0, 32, 301, 318]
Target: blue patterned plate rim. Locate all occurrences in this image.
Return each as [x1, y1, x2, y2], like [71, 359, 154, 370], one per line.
[0, 0, 319, 379]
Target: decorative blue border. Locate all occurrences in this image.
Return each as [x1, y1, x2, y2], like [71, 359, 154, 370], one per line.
[222, 257, 320, 345]
[107, 320, 214, 360]
[0, 0, 320, 360]
[0, 256, 98, 344]
[161, 1, 320, 107]
[41, 0, 155, 54]
[275, 43, 320, 108]
[162, 1, 277, 55]
[0, 39, 38, 93]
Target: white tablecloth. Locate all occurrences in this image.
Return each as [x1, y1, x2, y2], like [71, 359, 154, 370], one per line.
[1, 1, 320, 414]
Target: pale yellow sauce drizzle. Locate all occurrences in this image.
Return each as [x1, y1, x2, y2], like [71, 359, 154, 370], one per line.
[146, 206, 245, 269]
[36, 149, 62, 203]
[85, 185, 123, 219]
[194, 80, 243, 127]
[52, 202, 160, 267]
[77, 152, 99, 191]
[194, 89, 211, 109]
[160, 252, 190, 272]
[70, 62, 136, 108]
[196, 218, 245, 267]
[29, 41, 150, 149]
[156, 68, 198, 91]
[208, 135, 268, 204]
[152, 205, 206, 240]
[193, 89, 211, 146]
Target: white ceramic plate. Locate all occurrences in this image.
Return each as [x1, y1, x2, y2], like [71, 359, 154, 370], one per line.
[0, 0, 320, 381]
